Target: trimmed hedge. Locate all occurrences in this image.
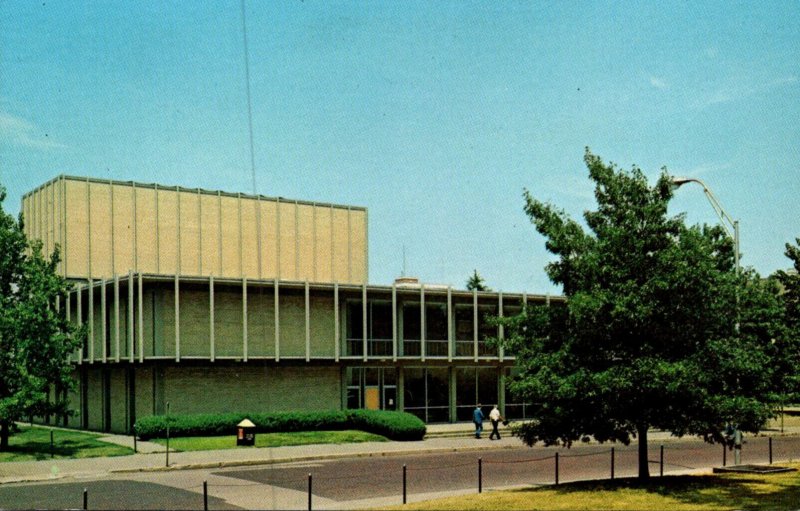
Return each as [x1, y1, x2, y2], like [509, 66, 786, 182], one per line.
[134, 409, 426, 442]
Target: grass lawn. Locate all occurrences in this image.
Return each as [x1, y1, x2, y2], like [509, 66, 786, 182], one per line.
[150, 430, 387, 451]
[0, 426, 133, 462]
[378, 463, 800, 511]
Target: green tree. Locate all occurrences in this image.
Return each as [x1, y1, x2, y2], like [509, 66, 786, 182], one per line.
[773, 238, 800, 402]
[0, 186, 82, 450]
[502, 150, 785, 479]
[466, 270, 490, 291]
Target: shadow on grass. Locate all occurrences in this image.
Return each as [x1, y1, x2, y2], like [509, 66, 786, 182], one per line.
[547, 472, 800, 510]
[1, 428, 133, 461]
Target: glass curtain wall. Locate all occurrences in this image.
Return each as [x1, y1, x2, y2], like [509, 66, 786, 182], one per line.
[402, 304, 421, 356]
[425, 302, 447, 357]
[455, 367, 499, 421]
[346, 301, 393, 357]
[403, 367, 449, 422]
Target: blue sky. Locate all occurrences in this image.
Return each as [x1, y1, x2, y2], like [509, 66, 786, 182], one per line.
[1, 1, 798, 293]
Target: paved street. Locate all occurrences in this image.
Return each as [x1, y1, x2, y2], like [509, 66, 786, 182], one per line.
[1, 433, 798, 509]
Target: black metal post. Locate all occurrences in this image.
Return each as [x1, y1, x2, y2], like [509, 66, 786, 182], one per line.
[203, 480, 208, 511]
[403, 464, 407, 504]
[660, 445, 664, 477]
[165, 402, 170, 467]
[769, 437, 773, 465]
[555, 452, 559, 485]
[83, 488, 87, 510]
[478, 457, 482, 493]
[50, 430, 54, 459]
[133, 434, 137, 454]
[723, 443, 727, 467]
[308, 473, 312, 511]
[611, 447, 615, 480]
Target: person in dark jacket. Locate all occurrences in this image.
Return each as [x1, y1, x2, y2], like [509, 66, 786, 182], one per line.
[473, 404, 485, 439]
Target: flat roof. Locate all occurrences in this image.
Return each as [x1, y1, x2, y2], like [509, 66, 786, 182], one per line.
[23, 174, 367, 212]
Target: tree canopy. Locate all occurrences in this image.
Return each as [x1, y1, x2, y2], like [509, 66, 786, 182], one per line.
[502, 150, 788, 479]
[0, 186, 82, 450]
[466, 270, 490, 291]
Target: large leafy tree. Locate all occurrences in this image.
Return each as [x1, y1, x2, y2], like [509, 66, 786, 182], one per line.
[773, 238, 800, 402]
[502, 150, 786, 479]
[0, 186, 82, 450]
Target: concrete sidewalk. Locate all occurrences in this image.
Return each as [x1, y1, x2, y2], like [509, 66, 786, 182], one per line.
[2, 424, 798, 486]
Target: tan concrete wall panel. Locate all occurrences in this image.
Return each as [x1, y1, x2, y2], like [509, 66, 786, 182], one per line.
[214, 287, 244, 357]
[332, 208, 349, 283]
[88, 182, 113, 278]
[112, 184, 135, 275]
[241, 199, 259, 278]
[199, 194, 220, 276]
[259, 200, 278, 278]
[278, 292, 305, 356]
[278, 202, 297, 280]
[28, 177, 367, 284]
[350, 210, 367, 284]
[135, 187, 158, 275]
[219, 195, 241, 279]
[309, 295, 335, 357]
[313, 207, 332, 283]
[246, 287, 275, 357]
[178, 191, 201, 276]
[297, 204, 315, 281]
[65, 180, 89, 278]
[157, 190, 179, 275]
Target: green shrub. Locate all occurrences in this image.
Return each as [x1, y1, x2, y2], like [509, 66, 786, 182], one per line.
[134, 409, 426, 441]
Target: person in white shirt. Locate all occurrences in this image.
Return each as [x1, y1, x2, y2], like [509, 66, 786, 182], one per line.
[489, 405, 502, 440]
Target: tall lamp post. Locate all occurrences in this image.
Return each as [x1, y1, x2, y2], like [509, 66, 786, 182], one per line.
[671, 176, 742, 464]
[671, 177, 740, 276]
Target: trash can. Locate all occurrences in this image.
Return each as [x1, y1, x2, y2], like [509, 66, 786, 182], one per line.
[237, 419, 256, 446]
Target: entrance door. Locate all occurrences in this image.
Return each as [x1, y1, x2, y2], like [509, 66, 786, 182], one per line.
[365, 386, 380, 410]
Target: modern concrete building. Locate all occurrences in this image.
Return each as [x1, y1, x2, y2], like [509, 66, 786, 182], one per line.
[22, 175, 559, 433]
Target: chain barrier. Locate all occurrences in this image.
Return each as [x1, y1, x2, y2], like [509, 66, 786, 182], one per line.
[72, 435, 785, 510]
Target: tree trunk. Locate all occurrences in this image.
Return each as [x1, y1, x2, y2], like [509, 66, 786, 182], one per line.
[0, 420, 9, 452]
[637, 424, 650, 480]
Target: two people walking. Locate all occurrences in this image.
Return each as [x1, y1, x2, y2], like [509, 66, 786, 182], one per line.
[473, 404, 503, 440]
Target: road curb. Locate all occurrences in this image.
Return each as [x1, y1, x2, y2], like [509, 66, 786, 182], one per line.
[110, 443, 521, 475]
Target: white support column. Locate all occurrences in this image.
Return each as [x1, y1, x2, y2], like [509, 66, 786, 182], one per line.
[210, 275, 215, 362]
[128, 271, 134, 362]
[362, 284, 368, 362]
[274, 279, 280, 361]
[447, 287, 453, 362]
[334, 282, 340, 361]
[304, 281, 310, 362]
[473, 288, 478, 362]
[65, 291, 72, 363]
[242, 278, 248, 362]
[114, 275, 120, 363]
[137, 273, 144, 363]
[101, 279, 107, 363]
[420, 285, 426, 362]
[498, 291, 504, 362]
[88, 279, 94, 364]
[77, 285, 83, 364]
[391, 283, 397, 362]
[174, 275, 180, 362]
